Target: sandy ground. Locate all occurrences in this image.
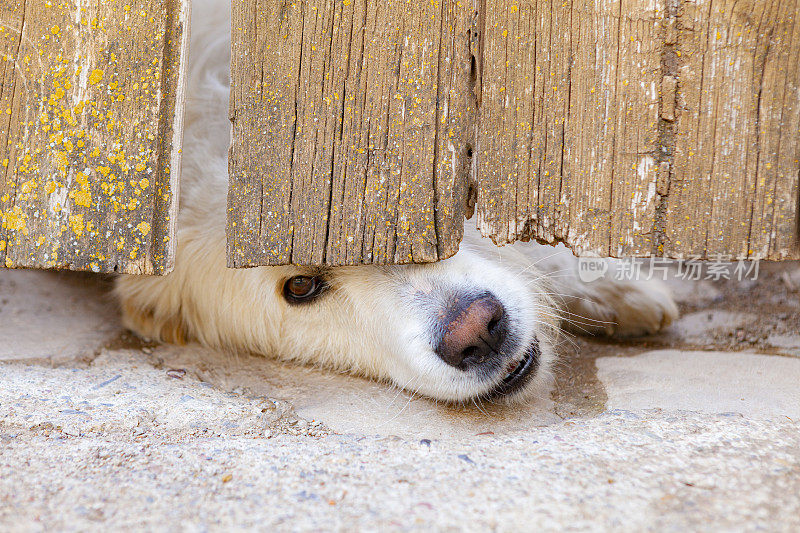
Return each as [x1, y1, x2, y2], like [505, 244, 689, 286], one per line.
[1, 262, 799, 531]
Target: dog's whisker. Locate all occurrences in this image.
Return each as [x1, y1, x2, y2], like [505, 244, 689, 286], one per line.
[512, 248, 575, 274]
[381, 379, 423, 426]
[471, 395, 491, 416]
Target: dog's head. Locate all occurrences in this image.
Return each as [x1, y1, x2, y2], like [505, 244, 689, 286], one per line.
[268, 241, 557, 404]
[118, 230, 558, 405]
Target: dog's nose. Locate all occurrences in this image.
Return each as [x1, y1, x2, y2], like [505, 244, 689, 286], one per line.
[435, 292, 507, 369]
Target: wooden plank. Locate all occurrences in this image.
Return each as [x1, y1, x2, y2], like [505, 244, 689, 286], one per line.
[476, 0, 798, 261]
[477, 0, 663, 255]
[667, 0, 800, 260]
[0, 0, 189, 275]
[228, 0, 475, 266]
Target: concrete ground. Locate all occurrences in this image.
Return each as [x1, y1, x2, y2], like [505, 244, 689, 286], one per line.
[1, 263, 799, 531]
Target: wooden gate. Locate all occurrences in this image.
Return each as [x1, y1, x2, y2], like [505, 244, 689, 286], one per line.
[2, 0, 798, 275]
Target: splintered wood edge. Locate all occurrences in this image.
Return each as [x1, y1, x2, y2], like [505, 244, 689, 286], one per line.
[156, 0, 191, 274]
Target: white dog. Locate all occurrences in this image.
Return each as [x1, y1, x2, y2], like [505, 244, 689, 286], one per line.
[115, 0, 677, 404]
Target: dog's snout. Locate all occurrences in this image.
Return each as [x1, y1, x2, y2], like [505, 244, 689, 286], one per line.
[435, 292, 507, 370]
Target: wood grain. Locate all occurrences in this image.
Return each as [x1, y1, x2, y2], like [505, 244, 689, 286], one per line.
[228, 0, 476, 266]
[0, 0, 189, 275]
[477, 0, 799, 260]
[666, 0, 800, 260]
[229, 0, 798, 265]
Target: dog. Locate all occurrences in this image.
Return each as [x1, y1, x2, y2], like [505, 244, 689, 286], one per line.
[115, 0, 678, 404]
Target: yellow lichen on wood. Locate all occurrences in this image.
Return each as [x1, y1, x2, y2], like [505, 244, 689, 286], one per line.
[228, 0, 798, 266]
[228, 0, 475, 266]
[0, 0, 190, 274]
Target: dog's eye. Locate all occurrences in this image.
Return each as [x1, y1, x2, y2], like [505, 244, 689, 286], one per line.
[283, 276, 326, 304]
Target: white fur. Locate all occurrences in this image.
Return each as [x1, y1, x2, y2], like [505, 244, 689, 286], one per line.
[115, 0, 678, 404]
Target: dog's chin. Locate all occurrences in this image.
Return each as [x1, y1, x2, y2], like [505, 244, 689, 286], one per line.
[409, 340, 547, 406]
[481, 342, 542, 401]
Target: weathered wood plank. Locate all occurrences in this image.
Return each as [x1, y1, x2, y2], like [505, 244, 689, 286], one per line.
[0, 0, 189, 275]
[477, 0, 798, 261]
[477, 0, 663, 254]
[228, 0, 475, 266]
[667, 0, 800, 260]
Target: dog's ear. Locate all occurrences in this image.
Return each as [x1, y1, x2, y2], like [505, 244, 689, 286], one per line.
[122, 302, 190, 345]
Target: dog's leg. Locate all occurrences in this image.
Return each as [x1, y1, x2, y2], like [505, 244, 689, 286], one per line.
[519, 243, 679, 337]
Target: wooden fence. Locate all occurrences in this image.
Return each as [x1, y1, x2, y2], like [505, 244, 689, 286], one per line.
[2, 0, 798, 274]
